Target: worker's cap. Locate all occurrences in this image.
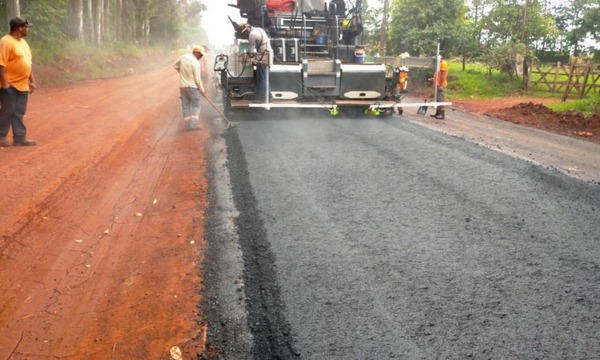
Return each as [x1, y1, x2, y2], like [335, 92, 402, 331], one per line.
[10, 17, 32, 28]
[192, 46, 206, 56]
[241, 24, 251, 34]
[399, 66, 409, 72]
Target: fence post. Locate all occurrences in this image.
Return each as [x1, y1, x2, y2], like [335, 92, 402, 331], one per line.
[553, 62, 560, 93]
[562, 60, 577, 102]
[579, 62, 592, 99]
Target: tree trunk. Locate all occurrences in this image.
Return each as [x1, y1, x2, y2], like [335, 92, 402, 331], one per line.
[522, 57, 529, 90]
[142, 16, 150, 45]
[103, 0, 111, 42]
[85, 0, 94, 43]
[123, 0, 136, 43]
[115, 0, 123, 41]
[378, 0, 388, 57]
[94, 0, 103, 45]
[6, 0, 20, 25]
[69, 0, 84, 42]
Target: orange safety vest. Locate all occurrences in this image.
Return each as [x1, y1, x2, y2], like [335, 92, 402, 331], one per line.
[437, 60, 449, 87]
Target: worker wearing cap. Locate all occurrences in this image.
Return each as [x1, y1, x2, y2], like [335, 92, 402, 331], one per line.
[0, 17, 37, 147]
[242, 23, 272, 101]
[173, 46, 207, 130]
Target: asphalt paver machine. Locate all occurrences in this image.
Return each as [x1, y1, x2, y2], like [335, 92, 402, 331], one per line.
[213, 0, 448, 116]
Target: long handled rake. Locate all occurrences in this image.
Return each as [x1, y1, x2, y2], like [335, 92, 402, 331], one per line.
[203, 95, 238, 130]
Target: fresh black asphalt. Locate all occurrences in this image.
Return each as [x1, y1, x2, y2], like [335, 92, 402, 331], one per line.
[204, 110, 600, 359]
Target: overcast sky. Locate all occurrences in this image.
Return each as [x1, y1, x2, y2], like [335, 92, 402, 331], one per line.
[201, 1, 240, 47]
[201, 1, 597, 50]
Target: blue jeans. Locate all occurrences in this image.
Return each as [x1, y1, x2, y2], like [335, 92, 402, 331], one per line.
[179, 87, 201, 120]
[256, 63, 267, 99]
[0, 86, 29, 140]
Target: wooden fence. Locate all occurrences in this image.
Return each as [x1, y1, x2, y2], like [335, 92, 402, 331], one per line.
[527, 60, 600, 100]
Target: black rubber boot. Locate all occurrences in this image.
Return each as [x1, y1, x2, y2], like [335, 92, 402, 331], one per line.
[435, 109, 445, 119]
[430, 109, 440, 118]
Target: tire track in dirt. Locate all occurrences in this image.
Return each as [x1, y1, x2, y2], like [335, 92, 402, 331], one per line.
[0, 64, 209, 358]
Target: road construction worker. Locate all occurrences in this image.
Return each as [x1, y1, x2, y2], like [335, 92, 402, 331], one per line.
[173, 46, 207, 130]
[242, 23, 272, 101]
[429, 51, 449, 119]
[0, 17, 37, 147]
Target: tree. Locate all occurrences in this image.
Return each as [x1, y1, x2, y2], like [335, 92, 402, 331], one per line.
[553, 0, 599, 55]
[387, 0, 466, 56]
[453, 20, 481, 70]
[69, 0, 84, 42]
[379, 0, 389, 56]
[0, 0, 208, 56]
[480, 41, 531, 77]
[21, 0, 68, 47]
[478, 0, 556, 48]
[355, 0, 381, 56]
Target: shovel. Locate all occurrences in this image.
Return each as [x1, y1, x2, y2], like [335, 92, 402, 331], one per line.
[417, 98, 428, 115]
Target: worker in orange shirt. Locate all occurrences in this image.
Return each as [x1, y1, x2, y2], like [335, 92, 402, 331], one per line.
[0, 17, 37, 146]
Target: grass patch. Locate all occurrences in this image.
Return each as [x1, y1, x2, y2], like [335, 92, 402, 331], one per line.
[449, 63, 524, 99]
[547, 97, 600, 116]
[448, 61, 599, 113]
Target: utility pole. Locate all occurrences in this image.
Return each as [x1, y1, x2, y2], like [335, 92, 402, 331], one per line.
[379, 0, 389, 58]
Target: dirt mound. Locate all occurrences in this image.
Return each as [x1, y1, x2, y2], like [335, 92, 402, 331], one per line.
[487, 102, 600, 144]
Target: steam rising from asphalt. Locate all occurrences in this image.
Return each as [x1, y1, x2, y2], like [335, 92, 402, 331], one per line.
[231, 108, 333, 122]
[201, 1, 240, 49]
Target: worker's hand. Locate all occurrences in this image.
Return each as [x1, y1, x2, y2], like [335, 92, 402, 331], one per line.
[29, 82, 36, 94]
[200, 88, 206, 96]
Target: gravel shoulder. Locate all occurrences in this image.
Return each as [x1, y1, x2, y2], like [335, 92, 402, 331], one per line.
[401, 97, 600, 184]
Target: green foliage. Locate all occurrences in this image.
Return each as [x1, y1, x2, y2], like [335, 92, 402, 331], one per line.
[20, 0, 68, 50]
[388, 0, 466, 56]
[360, 0, 383, 55]
[450, 20, 481, 61]
[553, 0, 600, 54]
[478, 0, 555, 46]
[446, 60, 599, 116]
[480, 42, 532, 77]
[446, 62, 524, 99]
[548, 97, 600, 116]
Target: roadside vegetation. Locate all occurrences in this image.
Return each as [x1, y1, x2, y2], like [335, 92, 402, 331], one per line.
[362, 0, 599, 115]
[443, 62, 599, 115]
[33, 43, 175, 86]
[1, 0, 208, 86]
[32, 42, 171, 86]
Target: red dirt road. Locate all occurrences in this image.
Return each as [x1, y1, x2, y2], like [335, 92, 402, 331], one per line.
[0, 65, 209, 358]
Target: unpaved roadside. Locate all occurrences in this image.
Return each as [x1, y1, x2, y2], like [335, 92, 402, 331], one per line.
[401, 97, 600, 184]
[0, 64, 209, 359]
